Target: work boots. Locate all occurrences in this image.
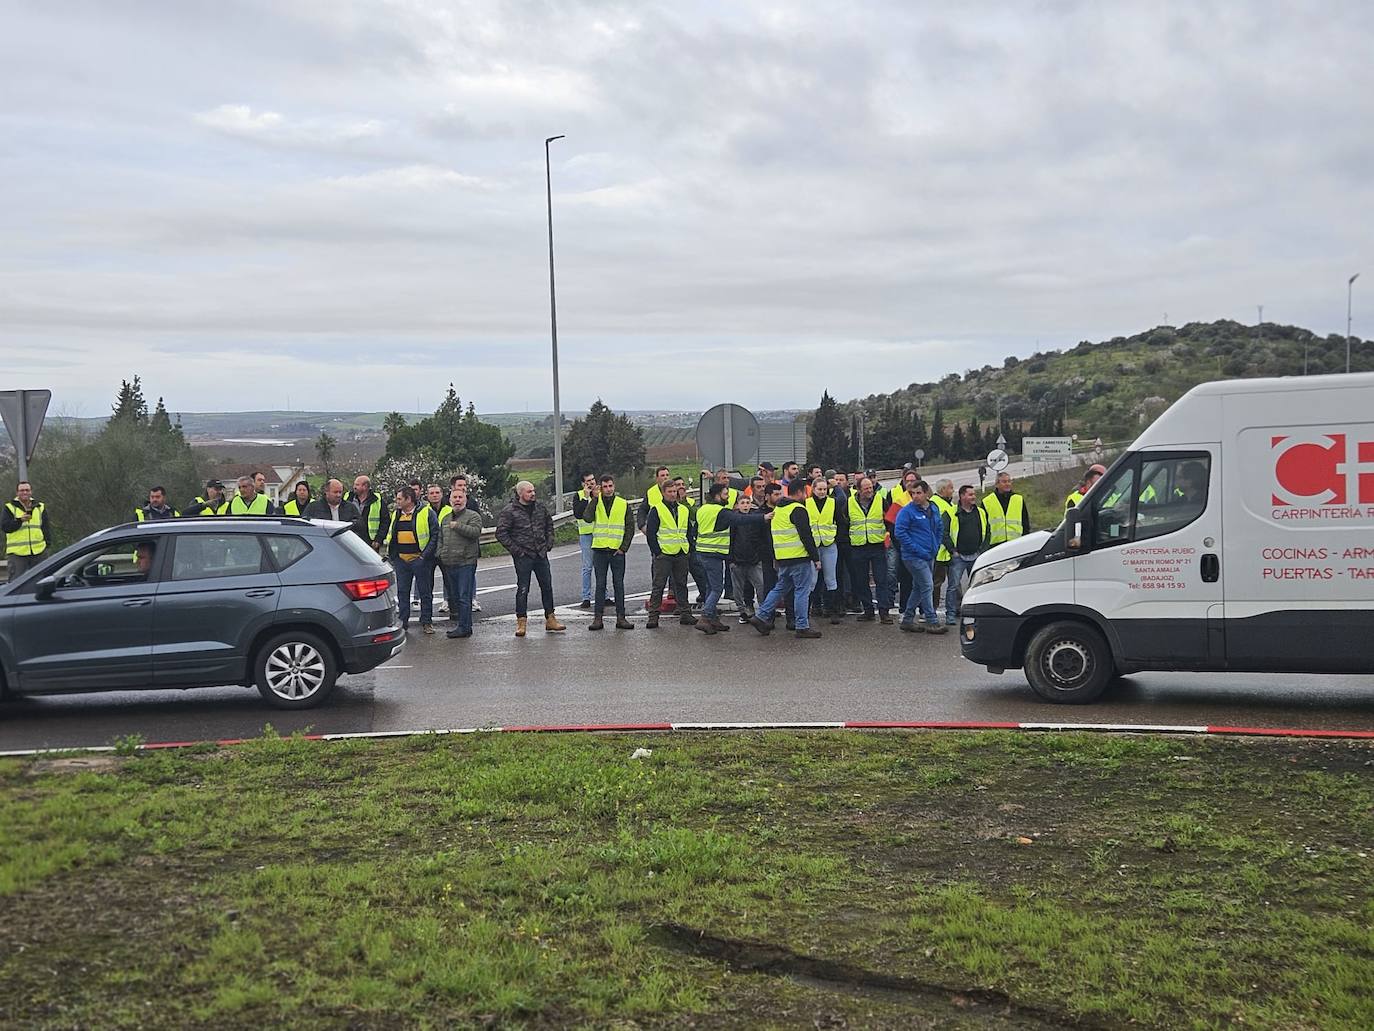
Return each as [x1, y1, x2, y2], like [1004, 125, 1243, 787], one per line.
[709, 617, 731, 632]
[545, 613, 566, 633]
[615, 617, 636, 630]
[515, 616, 527, 638]
[588, 616, 604, 631]
[646, 613, 660, 629]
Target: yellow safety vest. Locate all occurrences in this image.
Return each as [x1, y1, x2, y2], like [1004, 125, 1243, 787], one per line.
[651, 501, 689, 555]
[576, 489, 595, 535]
[888, 486, 912, 509]
[352, 493, 383, 539]
[190, 496, 226, 516]
[982, 492, 1025, 545]
[228, 494, 271, 516]
[1065, 490, 1084, 510]
[931, 495, 956, 562]
[770, 500, 808, 560]
[385, 508, 432, 550]
[435, 505, 453, 525]
[847, 493, 886, 546]
[4, 500, 47, 556]
[805, 495, 837, 546]
[282, 498, 308, 516]
[695, 502, 730, 555]
[950, 505, 989, 554]
[646, 482, 666, 509]
[591, 495, 629, 551]
[720, 486, 739, 509]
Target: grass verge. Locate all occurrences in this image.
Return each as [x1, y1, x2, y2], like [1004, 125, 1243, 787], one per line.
[2, 730, 1372, 1029]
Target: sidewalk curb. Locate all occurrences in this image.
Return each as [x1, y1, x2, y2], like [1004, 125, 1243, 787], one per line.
[5, 719, 1374, 758]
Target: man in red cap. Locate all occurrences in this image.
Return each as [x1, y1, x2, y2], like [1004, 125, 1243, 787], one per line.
[1066, 464, 1107, 510]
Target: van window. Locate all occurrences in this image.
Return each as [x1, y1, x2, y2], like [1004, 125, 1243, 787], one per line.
[1091, 454, 1210, 548]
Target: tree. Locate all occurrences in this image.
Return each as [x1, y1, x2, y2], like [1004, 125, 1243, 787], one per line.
[381, 385, 514, 500]
[560, 400, 646, 482]
[808, 391, 852, 470]
[110, 377, 148, 426]
[315, 432, 338, 479]
[929, 406, 946, 460]
[25, 376, 201, 547]
[949, 423, 966, 460]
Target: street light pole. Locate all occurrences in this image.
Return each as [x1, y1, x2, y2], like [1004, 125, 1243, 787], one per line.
[545, 135, 566, 512]
[1348, 273, 1361, 374]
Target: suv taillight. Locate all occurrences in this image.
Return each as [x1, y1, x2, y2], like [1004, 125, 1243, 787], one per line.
[341, 576, 392, 601]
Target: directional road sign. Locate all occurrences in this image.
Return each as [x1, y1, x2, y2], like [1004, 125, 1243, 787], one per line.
[0, 389, 51, 483]
[986, 448, 1010, 472]
[695, 403, 759, 470]
[1022, 436, 1073, 458]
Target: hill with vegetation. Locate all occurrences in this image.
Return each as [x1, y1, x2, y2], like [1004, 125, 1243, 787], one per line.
[842, 319, 1368, 468]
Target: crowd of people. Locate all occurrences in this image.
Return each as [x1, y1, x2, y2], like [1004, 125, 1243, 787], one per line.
[5, 461, 1036, 644]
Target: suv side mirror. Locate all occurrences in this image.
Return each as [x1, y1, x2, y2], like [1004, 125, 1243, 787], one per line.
[34, 576, 58, 600]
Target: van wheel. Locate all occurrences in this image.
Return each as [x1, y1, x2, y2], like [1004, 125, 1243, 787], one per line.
[254, 631, 338, 709]
[1024, 621, 1112, 704]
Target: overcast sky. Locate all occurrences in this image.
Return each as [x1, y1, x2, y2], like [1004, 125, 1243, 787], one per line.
[4, 1, 1371, 418]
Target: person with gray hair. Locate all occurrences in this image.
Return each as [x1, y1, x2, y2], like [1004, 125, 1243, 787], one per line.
[495, 480, 564, 638]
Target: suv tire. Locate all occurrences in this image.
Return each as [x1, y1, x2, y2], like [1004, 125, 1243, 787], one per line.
[1024, 620, 1113, 704]
[254, 631, 338, 709]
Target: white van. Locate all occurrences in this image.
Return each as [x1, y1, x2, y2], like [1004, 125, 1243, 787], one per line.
[959, 371, 1374, 702]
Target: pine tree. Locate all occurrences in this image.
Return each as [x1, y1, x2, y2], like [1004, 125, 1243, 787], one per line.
[949, 423, 966, 460]
[149, 397, 173, 436]
[929, 406, 946, 460]
[111, 377, 148, 425]
[808, 391, 853, 469]
[561, 400, 647, 481]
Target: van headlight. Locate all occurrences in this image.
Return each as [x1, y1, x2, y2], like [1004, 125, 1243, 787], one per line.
[968, 556, 1025, 592]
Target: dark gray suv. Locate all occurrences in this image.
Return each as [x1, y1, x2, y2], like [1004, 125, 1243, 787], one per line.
[0, 517, 404, 709]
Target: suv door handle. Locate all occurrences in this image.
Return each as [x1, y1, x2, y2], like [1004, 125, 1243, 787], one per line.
[244, 589, 276, 598]
[1200, 553, 1220, 583]
[122, 598, 153, 608]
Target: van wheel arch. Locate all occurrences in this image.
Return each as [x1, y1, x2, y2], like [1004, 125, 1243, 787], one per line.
[1011, 608, 1123, 671]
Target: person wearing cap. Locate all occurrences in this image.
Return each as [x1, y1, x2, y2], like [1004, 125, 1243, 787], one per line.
[1066, 464, 1108, 509]
[186, 480, 228, 516]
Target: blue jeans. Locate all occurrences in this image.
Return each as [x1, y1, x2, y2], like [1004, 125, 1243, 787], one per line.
[848, 545, 890, 613]
[445, 562, 477, 633]
[900, 554, 936, 625]
[946, 553, 977, 624]
[818, 543, 838, 591]
[698, 554, 726, 618]
[394, 557, 434, 625]
[578, 533, 594, 602]
[757, 562, 817, 630]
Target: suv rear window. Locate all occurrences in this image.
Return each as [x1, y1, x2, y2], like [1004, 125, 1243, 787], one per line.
[334, 528, 388, 569]
[265, 535, 312, 571]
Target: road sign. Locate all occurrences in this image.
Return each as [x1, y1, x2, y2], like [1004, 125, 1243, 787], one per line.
[695, 403, 759, 471]
[914, 448, 925, 462]
[0, 389, 51, 483]
[986, 448, 1009, 472]
[995, 432, 1007, 449]
[1022, 436, 1072, 458]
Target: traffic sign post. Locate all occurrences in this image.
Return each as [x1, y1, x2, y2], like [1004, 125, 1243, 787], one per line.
[695, 403, 759, 471]
[914, 448, 925, 469]
[0, 389, 52, 484]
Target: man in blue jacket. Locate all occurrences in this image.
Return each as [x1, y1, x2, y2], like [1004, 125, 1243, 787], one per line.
[894, 479, 949, 635]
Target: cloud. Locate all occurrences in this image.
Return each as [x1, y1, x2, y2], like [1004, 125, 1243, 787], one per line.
[194, 103, 385, 147]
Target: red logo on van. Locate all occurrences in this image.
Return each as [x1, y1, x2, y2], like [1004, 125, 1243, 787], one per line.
[1272, 434, 1374, 506]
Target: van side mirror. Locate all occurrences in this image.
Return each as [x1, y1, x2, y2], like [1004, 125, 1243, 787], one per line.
[34, 576, 58, 600]
[1066, 509, 1087, 551]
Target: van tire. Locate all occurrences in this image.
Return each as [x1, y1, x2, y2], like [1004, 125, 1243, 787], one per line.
[254, 631, 338, 709]
[1024, 621, 1112, 704]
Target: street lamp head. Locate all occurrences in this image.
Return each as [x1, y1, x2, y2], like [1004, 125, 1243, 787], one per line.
[1352, 273, 1361, 286]
[545, 135, 565, 145]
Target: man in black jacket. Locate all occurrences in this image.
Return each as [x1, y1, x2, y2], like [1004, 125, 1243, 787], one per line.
[303, 479, 361, 524]
[727, 492, 769, 623]
[495, 480, 564, 638]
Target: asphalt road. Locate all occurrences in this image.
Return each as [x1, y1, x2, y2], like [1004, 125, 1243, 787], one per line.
[4, 538, 1374, 751]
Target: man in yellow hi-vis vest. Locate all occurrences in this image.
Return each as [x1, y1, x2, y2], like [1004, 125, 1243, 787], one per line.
[982, 471, 1030, 545]
[4, 481, 51, 581]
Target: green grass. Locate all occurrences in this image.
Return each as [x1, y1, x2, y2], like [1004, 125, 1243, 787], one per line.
[2, 731, 1372, 1029]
